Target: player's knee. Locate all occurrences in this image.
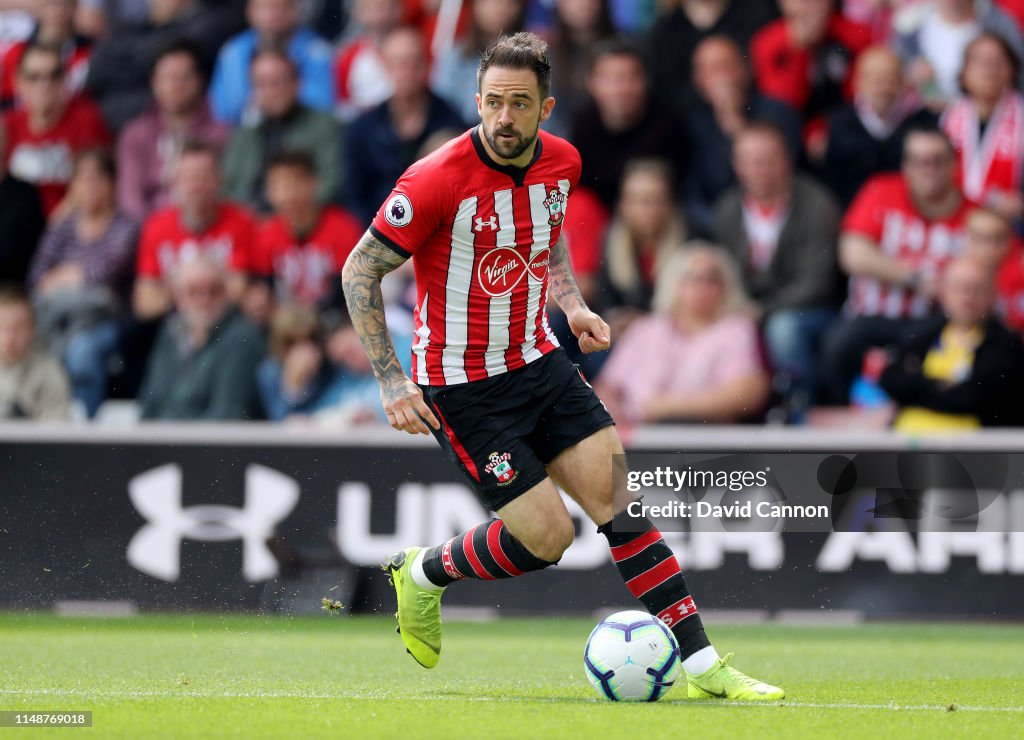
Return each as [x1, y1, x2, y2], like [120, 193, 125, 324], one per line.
[527, 517, 575, 562]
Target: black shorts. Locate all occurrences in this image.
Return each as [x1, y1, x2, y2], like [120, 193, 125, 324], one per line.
[420, 348, 615, 511]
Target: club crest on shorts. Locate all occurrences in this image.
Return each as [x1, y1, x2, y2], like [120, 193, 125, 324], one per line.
[543, 187, 566, 227]
[384, 193, 413, 227]
[484, 451, 518, 486]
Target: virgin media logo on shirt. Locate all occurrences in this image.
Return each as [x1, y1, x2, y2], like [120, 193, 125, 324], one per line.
[477, 247, 550, 297]
[157, 237, 234, 277]
[8, 142, 73, 184]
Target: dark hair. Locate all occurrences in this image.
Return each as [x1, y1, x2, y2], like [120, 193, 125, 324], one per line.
[266, 149, 317, 178]
[622, 157, 677, 198]
[74, 148, 116, 180]
[18, 43, 63, 74]
[0, 283, 31, 311]
[151, 38, 208, 83]
[250, 47, 298, 78]
[477, 32, 552, 100]
[180, 139, 221, 165]
[902, 121, 956, 156]
[961, 32, 1021, 92]
[588, 36, 644, 75]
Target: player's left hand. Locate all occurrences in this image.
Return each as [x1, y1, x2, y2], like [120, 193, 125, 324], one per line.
[567, 308, 611, 354]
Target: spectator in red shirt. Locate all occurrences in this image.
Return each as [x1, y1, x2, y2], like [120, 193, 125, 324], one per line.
[822, 124, 975, 402]
[117, 40, 230, 221]
[247, 150, 362, 323]
[1, 0, 92, 109]
[751, 0, 871, 156]
[133, 141, 255, 321]
[941, 33, 1024, 222]
[3, 43, 110, 218]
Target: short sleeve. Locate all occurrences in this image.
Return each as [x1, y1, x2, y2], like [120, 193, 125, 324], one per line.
[841, 177, 886, 242]
[369, 164, 447, 258]
[136, 218, 161, 278]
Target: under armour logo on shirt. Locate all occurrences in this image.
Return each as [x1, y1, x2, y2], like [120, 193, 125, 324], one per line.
[474, 215, 498, 232]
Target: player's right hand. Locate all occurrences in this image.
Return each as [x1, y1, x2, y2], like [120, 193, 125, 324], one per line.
[381, 377, 441, 436]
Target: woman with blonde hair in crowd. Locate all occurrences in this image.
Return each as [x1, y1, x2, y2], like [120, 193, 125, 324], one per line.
[596, 243, 770, 425]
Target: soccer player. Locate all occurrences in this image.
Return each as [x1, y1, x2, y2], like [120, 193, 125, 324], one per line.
[341, 32, 784, 701]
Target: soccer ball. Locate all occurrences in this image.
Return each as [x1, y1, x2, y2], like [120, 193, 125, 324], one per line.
[583, 610, 680, 702]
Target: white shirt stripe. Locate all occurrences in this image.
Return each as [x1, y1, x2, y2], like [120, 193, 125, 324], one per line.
[413, 290, 430, 384]
[440, 196, 478, 384]
[485, 189, 515, 377]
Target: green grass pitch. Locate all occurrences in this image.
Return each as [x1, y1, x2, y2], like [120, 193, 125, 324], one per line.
[1, 613, 1022, 738]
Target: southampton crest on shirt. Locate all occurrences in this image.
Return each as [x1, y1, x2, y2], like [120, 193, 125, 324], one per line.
[543, 187, 566, 227]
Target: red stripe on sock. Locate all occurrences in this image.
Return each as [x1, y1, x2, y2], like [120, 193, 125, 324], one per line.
[486, 520, 523, 577]
[609, 528, 662, 562]
[656, 596, 698, 628]
[441, 539, 466, 581]
[462, 529, 494, 580]
[625, 556, 680, 598]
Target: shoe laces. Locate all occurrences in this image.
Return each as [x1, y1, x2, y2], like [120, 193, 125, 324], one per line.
[717, 653, 762, 688]
[415, 589, 443, 639]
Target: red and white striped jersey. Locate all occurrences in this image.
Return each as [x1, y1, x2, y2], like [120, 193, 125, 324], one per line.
[842, 173, 974, 319]
[370, 127, 579, 386]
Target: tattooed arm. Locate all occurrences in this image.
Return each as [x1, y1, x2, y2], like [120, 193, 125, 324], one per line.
[341, 231, 439, 435]
[549, 234, 612, 354]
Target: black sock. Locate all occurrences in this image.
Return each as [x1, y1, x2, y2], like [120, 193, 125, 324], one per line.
[599, 511, 711, 659]
[421, 519, 556, 587]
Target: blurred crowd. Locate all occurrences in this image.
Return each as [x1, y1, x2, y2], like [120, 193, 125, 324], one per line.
[2, 0, 1024, 433]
